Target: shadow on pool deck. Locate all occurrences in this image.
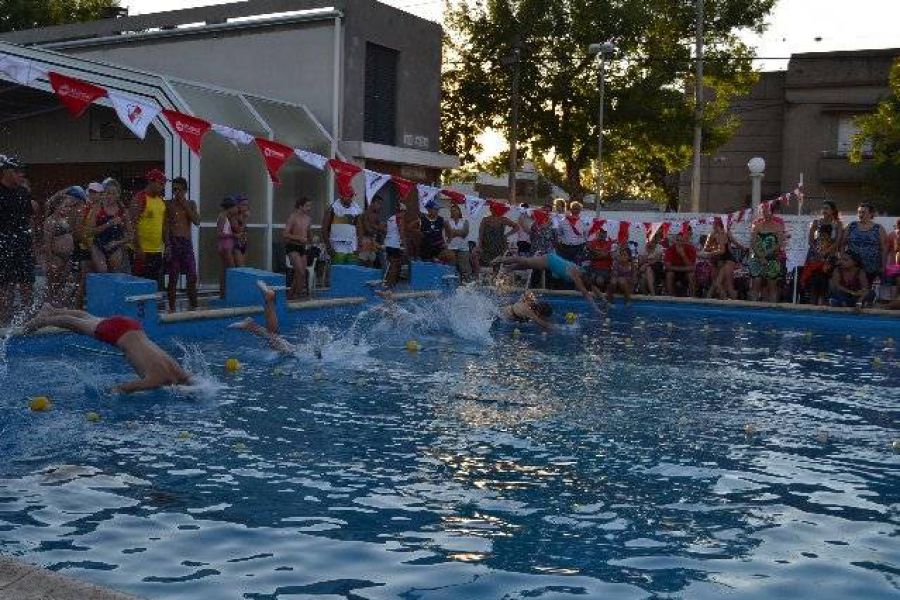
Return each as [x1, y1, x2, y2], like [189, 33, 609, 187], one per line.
[0, 555, 141, 599]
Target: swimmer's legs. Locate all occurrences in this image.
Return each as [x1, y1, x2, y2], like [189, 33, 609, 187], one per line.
[494, 255, 547, 270]
[23, 304, 100, 336]
[257, 280, 279, 335]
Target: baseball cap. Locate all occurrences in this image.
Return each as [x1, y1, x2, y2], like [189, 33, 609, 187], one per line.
[0, 155, 25, 171]
[65, 186, 88, 202]
[87, 182, 104, 193]
[145, 168, 168, 183]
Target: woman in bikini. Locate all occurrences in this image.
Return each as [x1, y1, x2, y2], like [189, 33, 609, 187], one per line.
[89, 178, 131, 273]
[231, 196, 250, 268]
[703, 217, 745, 300]
[217, 197, 239, 299]
[607, 245, 635, 306]
[42, 191, 76, 306]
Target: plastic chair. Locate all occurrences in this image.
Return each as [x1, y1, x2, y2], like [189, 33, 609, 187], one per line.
[285, 255, 318, 298]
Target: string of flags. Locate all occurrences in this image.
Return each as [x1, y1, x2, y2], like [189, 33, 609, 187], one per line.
[0, 53, 804, 226]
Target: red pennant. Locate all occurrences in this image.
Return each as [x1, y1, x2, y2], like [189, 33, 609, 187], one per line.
[392, 176, 415, 200]
[328, 159, 362, 199]
[441, 189, 466, 204]
[48, 71, 107, 118]
[588, 218, 606, 237]
[617, 221, 631, 245]
[531, 209, 550, 226]
[162, 109, 211, 155]
[643, 222, 653, 239]
[680, 220, 691, 236]
[661, 223, 672, 238]
[488, 199, 510, 217]
[254, 138, 294, 184]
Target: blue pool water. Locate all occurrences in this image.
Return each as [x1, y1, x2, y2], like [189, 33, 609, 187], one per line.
[0, 292, 898, 599]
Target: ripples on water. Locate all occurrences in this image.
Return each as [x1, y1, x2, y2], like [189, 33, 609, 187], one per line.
[0, 295, 897, 600]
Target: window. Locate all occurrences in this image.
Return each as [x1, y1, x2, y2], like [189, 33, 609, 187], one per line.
[837, 114, 872, 156]
[364, 43, 398, 145]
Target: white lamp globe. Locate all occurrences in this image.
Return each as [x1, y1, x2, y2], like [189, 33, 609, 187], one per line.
[747, 157, 766, 174]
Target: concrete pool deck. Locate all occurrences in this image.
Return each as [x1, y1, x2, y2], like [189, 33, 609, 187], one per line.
[0, 555, 141, 599]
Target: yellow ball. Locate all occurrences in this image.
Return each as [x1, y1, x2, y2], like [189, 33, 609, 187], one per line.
[406, 340, 420, 352]
[873, 357, 883, 368]
[225, 358, 241, 372]
[29, 396, 52, 412]
[892, 440, 900, 451]
[86, 411, 101, 423]
[512, 328, 521, 337]
[565, 312, 577, 325]
[178, 430, 192, 440]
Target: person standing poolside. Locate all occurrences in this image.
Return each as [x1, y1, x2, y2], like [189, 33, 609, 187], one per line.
[359, 196, 385, 268]
[22, 305, 191, 393]
[556, 201, 589, 263]
[494, 253, 602, 313]
[529, 205, 557, 256]
[419, 200, 446, 261]
[516, 203, 533, 255]
[703, 217, 744, 300]
[163, 177, 200, 312]
[322, 193, 363, 265]
[230, 281, 295, 354]
[478, 205, 520, 269]
[444, 203, 472, 283]
[232, 196, 250, 268]
[217, 197, 239, 299]
[383, 201, 408, 289]
[748, 203, 785, 302]
[842, 202, 888, 285]
[284, 197, 312, 300]
[131, 168, 168, 287]
[809, 200, 844, 256]
[0, 156, 38, 323]
[42, 190, 75, 306]
[89, 178, 131, 274]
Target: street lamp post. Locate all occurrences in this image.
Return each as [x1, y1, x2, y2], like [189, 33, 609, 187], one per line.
[747, 157, 765, 212]
[502, 39, 523, 205]
[589, 41, 616, 211]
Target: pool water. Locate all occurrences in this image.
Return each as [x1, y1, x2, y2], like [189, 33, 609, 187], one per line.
[0, 292, 898, 599]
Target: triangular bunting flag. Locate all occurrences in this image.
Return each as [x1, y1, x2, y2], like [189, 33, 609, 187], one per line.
[255, 138, 295, 184]
[364, 169, 391, 203]
[295, 149, 328, 170]
[442, 189, 466, 204]
[588, 218, 606, 238]
[392, 176, 416, 200]
[530, 208, 550, 226]
[162, 109, 211, 155]
[0, 54, 46, 86]
[327, 158, 362, 199]
[107, 91, 160, 140]
[464, 195, 485, 217]
[487, 199, 510, 217]
[617, 221, 631, 245]
[212, 123, 254, 146]
[643, 222, 653, 239]
[48, 71, 107, 118]
[417, 184, 440, 211]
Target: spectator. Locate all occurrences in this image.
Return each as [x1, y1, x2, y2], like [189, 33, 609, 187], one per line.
[478, 205, 520, 269]
[748, 203, 785, 302]
[841, 202, 888, 285]
[359, 196, 385, 268]
[529, 204, 557, 256]
[284, 197, 312, 300]
[586, 228, 613, 292]
[232, 196, 250, 268]
[216, 196, 239, 299]
[444, 203, 472, 283]
[42, 190, 75, 307]
[163, 176, 200, 312]
[607, 245, 635, 306]
[556, 201, 588, 262]
[516, 203, 533, 255]
[69, 185, 92, 308]
[419, 200, 446, 261]
[801, 221, 838, 306]
[383, 201, 408, 288]
[885, 219, 900, 303]
[638, 229, 665, 295]
[322, 192, 363, 265]
[809, 200, 844, 255]
[704, 217, 744, 300]
[89, 178, 131, 274]
[131, 168, 168, 287]
[0, 156, 37, 323]
[829, 252, 874, 308]
[665, 231, 697, 296]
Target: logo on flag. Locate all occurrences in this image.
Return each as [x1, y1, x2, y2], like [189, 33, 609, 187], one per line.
[255, 138, 295, 184]
[162, 109, 211, 155]
[48, 71, 108, 118]
[108, 91, 160, 140]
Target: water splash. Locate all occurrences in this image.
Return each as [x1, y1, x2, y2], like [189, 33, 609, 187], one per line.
[288, 323, 373, 369]
[172, 340, 226, 399]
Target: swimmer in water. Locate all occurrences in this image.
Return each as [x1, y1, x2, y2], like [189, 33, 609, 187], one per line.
[22, 305, 191, 393]
[493, 253, 602, 313]
[501, 291, 555, 332]
[230, 281, 310, 355]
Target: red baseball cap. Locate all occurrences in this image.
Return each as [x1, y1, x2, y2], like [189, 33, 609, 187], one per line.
[145, 168, 168, 183]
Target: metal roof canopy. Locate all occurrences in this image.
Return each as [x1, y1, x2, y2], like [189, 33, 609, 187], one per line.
[0, 41, 336, 272]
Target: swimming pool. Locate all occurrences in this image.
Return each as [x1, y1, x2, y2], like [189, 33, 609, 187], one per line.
[0, 292, 898, 599]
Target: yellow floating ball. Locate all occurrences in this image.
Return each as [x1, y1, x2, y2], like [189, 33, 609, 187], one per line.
[565, 312, 577, 325]
[178, 431, 192, 440]
[513, 328, 522, 338]
[873, 357, 883, 368]
[893, 440, 900, 451]
[406, 340, 420, 352]
[225, 358, 241, 372]
[86, 411, 101, 423]
[29, 396, 52, 412]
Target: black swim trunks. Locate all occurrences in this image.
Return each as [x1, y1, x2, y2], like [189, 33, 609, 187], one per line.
[285, 243, 307, 257]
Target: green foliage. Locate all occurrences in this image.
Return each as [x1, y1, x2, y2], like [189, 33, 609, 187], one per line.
[0, 0, 120, 34]
[442, 0, 774, 205]
[850, 58, 900, 212]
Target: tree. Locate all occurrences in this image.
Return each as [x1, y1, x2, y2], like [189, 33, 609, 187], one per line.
[850, 58, 900, 213]
[442, 0, 775, 206]
[0, 0, 121, 34]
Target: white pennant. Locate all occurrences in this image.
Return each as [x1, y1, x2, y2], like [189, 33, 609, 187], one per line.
[294, 149, 327, 170]
[364, 169, 391, 203]
[107, 91, 160, 140]
[0, 54, 46, 87]
[464, 195, 485, 217]
[211, 123, 254, 146]
[416, 184, 440, 212]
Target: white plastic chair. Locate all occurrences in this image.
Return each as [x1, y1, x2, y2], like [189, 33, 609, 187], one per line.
[285, 255, 317, 298]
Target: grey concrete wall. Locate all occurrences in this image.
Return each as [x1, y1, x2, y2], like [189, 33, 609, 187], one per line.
[342, 0, 442, 152]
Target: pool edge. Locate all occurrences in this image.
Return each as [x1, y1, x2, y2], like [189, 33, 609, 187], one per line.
[0, 554, 142, 599]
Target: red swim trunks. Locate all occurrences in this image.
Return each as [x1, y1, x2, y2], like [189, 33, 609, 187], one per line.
[94, 316, 142, 346]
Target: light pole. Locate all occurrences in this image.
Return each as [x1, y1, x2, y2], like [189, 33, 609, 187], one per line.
[502, 38, 523, 205]
[589, 41, 616, 211]
[689, 0, 705, 212]
[748, 157, 765, 213]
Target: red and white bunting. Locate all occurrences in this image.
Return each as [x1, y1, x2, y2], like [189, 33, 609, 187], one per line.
[48, 71, 107, 118]
[417, 184, 440, 212]
[162, 109, 211, 155]
[255, 138, 294, 184]
[441, 189, 466, 204]
[212, 123, 254, 146]
[364, 169, 391, 203]
[487, 199, 510, 217]
[588, 218, 606, 238]
[0, 54, 47, 86]
[617, 221, 631, 244]
[294, 149, 328, 171]
[107, 91, 159, 140]
[327, 158, 362, 199]
[464, 195, 485, 217]
[530, 208, 550, 226]
[391, 176, 415, 200]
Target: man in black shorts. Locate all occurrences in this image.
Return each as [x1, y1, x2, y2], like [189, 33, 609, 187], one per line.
[283, 197, 312, 299]
[0, 156, 38, 323]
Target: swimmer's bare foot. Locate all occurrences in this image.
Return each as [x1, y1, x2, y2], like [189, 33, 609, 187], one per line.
[228, 317, 255, 330]
[375, 290, 394, 301]
[256, 280, 276, 302]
